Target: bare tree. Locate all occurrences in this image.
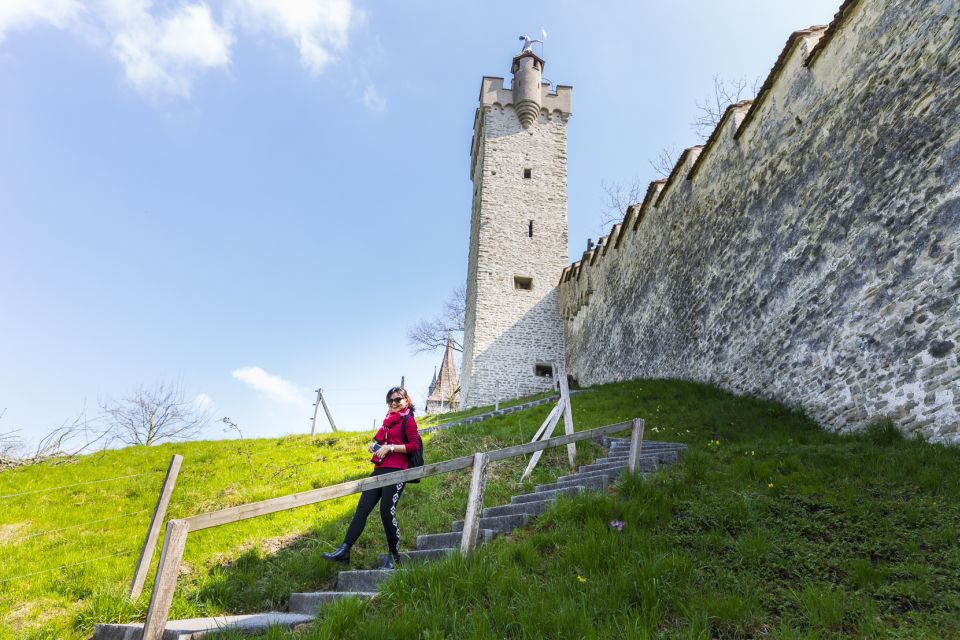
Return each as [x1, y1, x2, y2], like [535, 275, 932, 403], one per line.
[648, 145, 680, 180]
[0, 407, 110, 470]
[100, 382, 211, 446]
[408, 284, 465, 354]
[691, 75, 760, 141]
[599, 75, 761, 227]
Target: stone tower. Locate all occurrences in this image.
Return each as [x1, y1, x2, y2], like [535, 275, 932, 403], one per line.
[460, 49, 572, 407]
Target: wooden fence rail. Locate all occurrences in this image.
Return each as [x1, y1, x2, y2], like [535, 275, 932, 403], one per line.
[140, 418, 645, 640]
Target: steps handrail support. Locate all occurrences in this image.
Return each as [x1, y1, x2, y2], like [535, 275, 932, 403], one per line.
[460, 452, 490, 555]
[129, 454, 183, 600]
[627, 418, 645, 474]
[140, 418, 640, 636]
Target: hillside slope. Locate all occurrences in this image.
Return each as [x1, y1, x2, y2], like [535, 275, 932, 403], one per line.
[4, 380, 959, 639]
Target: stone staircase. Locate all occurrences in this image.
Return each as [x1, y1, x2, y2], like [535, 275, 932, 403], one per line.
[93, 437, 685, 639]
[287, 437, 685, 616]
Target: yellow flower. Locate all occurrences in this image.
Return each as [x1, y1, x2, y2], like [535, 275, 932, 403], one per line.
[767, 483, 775, 488]
[577, 575, 587, 583]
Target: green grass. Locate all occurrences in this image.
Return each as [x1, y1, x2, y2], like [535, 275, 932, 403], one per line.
[415, 391, 557, 429]
[256, 380, 959, 639]
[0, 391, 591, 639]
[4, 380, 959, 639]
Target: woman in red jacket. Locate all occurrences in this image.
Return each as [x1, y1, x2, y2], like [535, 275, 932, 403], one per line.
[322, 386, 421, 569]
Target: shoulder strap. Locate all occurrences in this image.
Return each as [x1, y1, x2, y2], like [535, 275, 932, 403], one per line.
[400, 414, 409, 444]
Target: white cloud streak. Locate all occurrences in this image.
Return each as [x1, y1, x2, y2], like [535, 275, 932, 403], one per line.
[0, 0, 360, 98]
[229, 0, 355, 75]
[232, 366, 306, 406]
[0, 0, 83, 43]
[362, 82, 385, 113]
[112, 3, 233, 97]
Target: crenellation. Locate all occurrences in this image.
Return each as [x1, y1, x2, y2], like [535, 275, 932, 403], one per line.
[560, 0, 960, 442]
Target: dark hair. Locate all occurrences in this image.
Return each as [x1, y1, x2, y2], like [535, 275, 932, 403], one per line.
[385, 387, 415, 414]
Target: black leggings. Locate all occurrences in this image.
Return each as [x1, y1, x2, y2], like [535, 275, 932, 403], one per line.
[343, 467, 406, 554]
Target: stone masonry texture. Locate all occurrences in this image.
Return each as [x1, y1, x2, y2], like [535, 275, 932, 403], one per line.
[461, 74, 572, 407]
[560, 0, 960, 443]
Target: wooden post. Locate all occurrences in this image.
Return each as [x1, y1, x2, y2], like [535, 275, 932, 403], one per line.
[627, 418, 645, 474]
[129, 454, 183, 599]
[310, 388, 323, 436]
[141, 519, 189, 640]
[317, 388, 338, 433]
[520, 401, 564, 482]
[460, 453, 489, 555]
[557, 365, 576, 468]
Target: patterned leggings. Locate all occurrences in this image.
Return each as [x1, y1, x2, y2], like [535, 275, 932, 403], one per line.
[343, 467, 405, 554]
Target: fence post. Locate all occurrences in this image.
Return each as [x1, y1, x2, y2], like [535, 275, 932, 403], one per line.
[627, 418, 645, 474]
[558, 365, 576, 468]
[318, 388, 339, 433]
[141, 519, 189, 640]
[129, 454, 183, 599]
[520, 401, 564, 482]
[460, 453, 489, 555]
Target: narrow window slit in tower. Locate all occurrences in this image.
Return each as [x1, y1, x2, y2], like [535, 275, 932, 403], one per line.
[528, 220, 534, 237]
[514, 276, 533, 291]
[523, 168, 532, 179]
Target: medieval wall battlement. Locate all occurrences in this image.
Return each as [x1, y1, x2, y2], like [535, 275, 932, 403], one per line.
[560, 0, 960, 442]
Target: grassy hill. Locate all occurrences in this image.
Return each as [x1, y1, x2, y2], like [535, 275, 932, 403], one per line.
[3, 380, 959, 639]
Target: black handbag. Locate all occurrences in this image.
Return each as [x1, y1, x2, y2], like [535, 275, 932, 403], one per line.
[400, 414, 424, 483]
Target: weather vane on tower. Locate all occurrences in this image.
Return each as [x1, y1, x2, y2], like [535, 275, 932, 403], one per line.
[518, 28, 548, 54]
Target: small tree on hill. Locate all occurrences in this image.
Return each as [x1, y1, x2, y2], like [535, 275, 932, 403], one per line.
[100, 382, 211, 446]
[408, 284, 465, 355]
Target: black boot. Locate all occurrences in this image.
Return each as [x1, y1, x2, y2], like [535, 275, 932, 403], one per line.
[322, 543, 351, 565]
[380, 552, 401, 570]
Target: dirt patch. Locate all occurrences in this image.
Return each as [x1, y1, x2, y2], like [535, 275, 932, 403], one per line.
[0, 522, 29, 545]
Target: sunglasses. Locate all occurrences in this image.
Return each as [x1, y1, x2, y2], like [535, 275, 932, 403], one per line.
[388, 397, 404, 404]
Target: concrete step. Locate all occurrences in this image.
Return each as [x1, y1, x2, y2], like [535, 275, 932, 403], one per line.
[94, 613, 313, 640]
[378, 548, 455, 565]
[535, 475, 608, 494]
[578, 460, 629, 473]
[558, 468, 624, 484]
[416, 529, 495, 550]
[336, 569, 394, 592]
[482, 498, 555, 518]
[289, 592, 377, 614]
[452, 513, 530, 534]
[511, 485, 585, 504]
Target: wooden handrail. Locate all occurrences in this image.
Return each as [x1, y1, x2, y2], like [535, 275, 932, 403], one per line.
[140, 418, 643, 640]
[183, 419, 635, 532]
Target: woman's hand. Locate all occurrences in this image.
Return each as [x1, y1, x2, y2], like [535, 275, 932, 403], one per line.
[367, 442, 379, 454]
[374, 444, 391, 460]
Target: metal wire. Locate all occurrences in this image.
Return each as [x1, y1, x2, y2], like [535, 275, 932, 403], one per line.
[16, 508, 153, 542]
[0, 470, 162, 500]
[0, 549, 133, 584]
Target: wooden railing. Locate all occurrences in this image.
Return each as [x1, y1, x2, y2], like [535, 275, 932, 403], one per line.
[139, 418, 646, 640]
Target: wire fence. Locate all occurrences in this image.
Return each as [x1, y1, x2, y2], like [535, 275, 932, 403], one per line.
[0, 470, 163, 501]
[0, 549, 135, 585]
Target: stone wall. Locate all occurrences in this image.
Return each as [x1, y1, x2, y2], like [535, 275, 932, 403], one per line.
[560, 0, 960, 442]
[461, 83, 571, 406]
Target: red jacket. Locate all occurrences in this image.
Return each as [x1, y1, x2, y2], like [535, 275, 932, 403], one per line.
[372, 409, 421, 470]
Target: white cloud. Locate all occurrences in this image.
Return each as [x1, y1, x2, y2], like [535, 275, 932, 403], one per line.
[362, 82, 385, 113]
[232, 366, 306, 406]
[0, 0, 363, 98]
[192, 392, 216, 412]
[0, 0, 83, 43]
[112, 3, 233, 97]
[230, 0, 356, 75]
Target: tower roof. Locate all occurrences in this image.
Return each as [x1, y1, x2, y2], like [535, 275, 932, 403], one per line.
[426, 337, 460, 404]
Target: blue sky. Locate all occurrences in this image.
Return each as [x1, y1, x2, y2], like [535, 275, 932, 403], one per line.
[0, 0, 842, 445]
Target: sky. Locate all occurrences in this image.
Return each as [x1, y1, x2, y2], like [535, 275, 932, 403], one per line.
[0, 0, 844, 446]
